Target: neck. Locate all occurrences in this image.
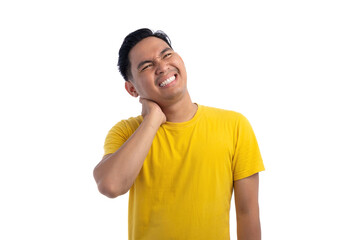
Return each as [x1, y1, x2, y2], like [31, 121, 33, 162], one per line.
[160, 92, 197, 123]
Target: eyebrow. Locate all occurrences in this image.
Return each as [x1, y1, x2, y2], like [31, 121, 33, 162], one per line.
[137, 47, 172, 70]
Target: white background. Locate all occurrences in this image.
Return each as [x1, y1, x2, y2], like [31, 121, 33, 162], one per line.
[1, 0, 359, 239]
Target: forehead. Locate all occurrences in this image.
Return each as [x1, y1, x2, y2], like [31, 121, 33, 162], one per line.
[129, 37, 170, 64]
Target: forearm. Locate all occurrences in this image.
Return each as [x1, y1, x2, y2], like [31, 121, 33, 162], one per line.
[237, 212, 261, 240]
[94, 115, 162, 197]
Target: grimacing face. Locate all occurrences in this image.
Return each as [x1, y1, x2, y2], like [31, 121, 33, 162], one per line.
[125, 37, 188, 107]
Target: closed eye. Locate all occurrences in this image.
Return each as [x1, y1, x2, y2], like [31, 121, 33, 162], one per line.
[141, 64, 152, 71]
[163, 52, 172, 59]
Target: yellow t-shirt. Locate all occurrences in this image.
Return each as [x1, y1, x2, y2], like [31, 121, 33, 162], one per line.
[103, 105, 265, 240]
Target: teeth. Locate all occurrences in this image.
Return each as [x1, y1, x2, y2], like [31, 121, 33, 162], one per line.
[160, 75, 176, 87]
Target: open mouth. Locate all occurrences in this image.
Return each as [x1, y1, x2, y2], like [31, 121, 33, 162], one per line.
[159, 74, 176, 87]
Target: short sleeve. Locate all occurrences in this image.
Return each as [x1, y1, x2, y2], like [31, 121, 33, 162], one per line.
[232, 114, 265, 181]
[103, 116, 142, 156]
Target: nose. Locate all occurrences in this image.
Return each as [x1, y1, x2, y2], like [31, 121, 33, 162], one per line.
[155, 59, 168, 75]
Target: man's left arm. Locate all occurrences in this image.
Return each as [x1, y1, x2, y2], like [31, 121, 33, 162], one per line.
[234, 173, 261, 240]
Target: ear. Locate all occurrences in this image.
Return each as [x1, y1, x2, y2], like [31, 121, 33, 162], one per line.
[125, 81, 139, 97]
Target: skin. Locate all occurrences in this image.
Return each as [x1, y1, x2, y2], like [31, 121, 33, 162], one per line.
[93, 36, 261, 239]
[234, 173, 261, 240]
[125, 36, 197, 122]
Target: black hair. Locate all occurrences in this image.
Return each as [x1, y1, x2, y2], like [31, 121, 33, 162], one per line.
[118, 28, 172, 81]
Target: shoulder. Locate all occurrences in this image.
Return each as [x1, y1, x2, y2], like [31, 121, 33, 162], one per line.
[199, 105, 248, 122]
[108, 115, 143, 136]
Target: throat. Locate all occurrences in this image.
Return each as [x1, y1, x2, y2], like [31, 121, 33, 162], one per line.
[162, 102, 198, 123]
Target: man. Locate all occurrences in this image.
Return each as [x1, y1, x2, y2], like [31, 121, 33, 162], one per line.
[93, 28, 265, 240]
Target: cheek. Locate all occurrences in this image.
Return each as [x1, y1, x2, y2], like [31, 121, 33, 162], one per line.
[135, 77, 155, 94]
[172, 56, 186, 72]
[176, 61, 187, 77]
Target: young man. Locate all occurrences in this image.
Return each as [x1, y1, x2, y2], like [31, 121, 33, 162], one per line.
[93, 28, 265, 240]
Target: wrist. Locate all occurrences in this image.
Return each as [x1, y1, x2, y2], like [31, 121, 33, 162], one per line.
[143, 112, 164, 128]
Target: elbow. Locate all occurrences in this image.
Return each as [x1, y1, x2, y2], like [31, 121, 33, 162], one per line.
[96, 180, 128, 198]
[93, 170, 128, 198]
[93, 167, 130, 198]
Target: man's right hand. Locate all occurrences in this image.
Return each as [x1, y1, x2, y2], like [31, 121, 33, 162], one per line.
[139, 98, 166, 126]
[94, 98, 166, 198]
